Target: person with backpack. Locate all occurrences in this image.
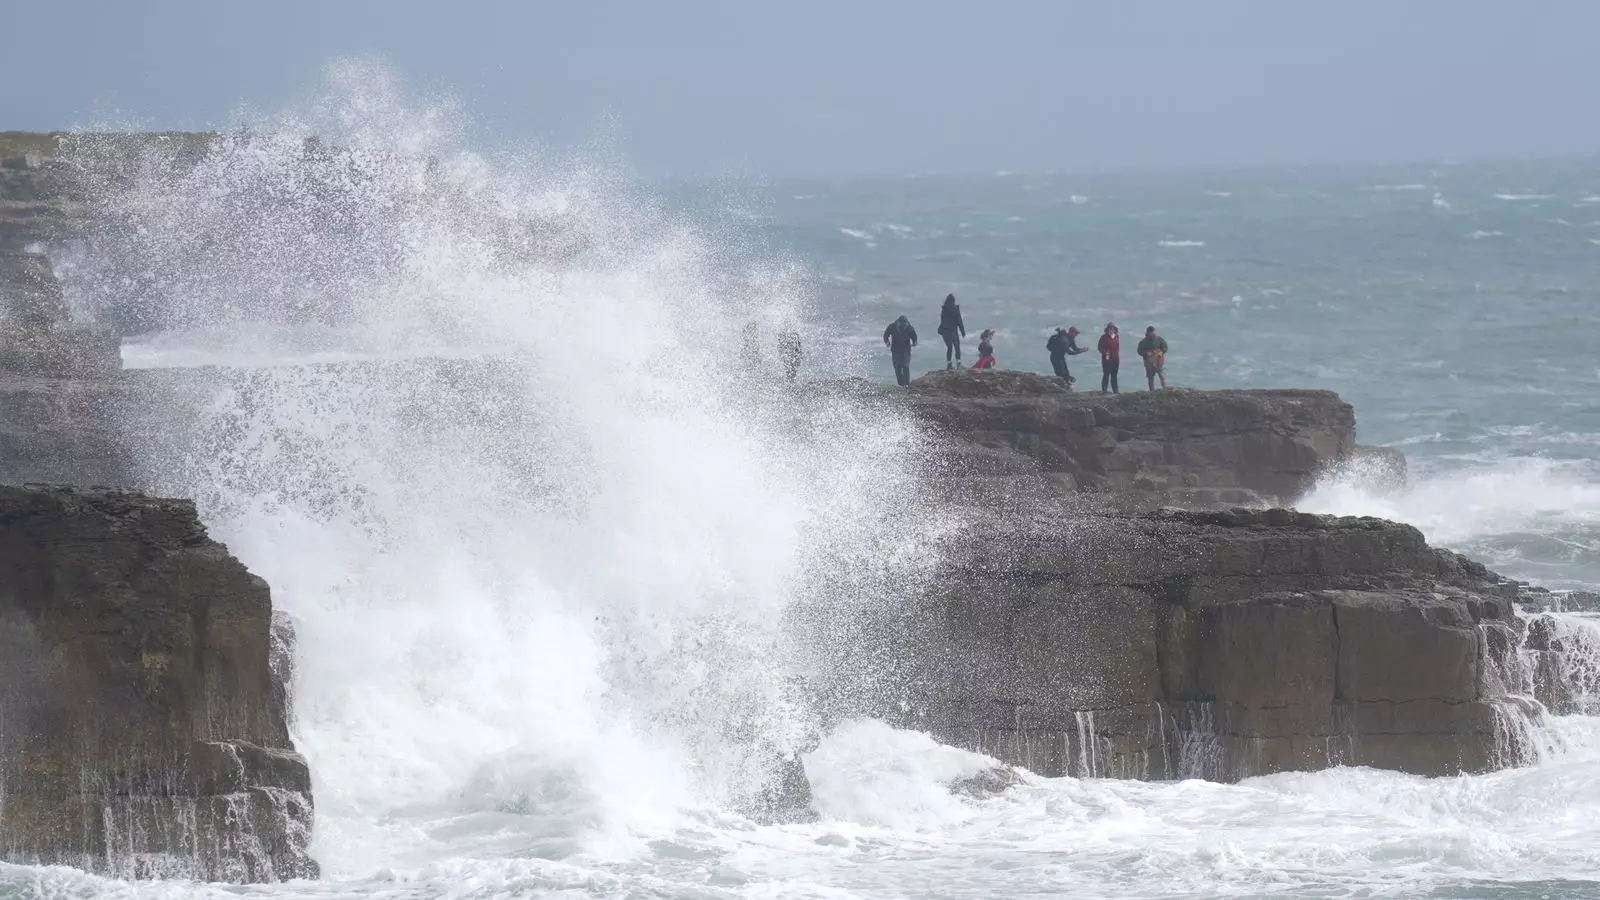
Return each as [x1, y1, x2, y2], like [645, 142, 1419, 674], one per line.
[1137, 325, 1169, 391]
[1046, 326, 1087, 386]
[1097, 322, 1120, 394]
[883, 315, 919, 386]
[936, 294, 966, 368]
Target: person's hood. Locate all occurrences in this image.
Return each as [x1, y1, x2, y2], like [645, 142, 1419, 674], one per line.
[896, 315, 910, 325]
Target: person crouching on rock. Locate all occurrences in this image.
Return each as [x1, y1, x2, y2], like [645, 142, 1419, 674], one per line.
[973, 329, 997, 369]
[1046, 326, 1087, 387]
[1138, 324, 1169, 391]
[1098, 322, 1120, 394]
[937, 293, 966, 369]
[883, 314, 919, 386]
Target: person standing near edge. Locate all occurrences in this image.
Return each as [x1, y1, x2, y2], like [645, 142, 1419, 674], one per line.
[1097, 322, 1120, 393]
[883, 314, 919, 386]
[1137, 324, 1169, 391]
[1046, 326, 1087, 387]
[937, 294, 966, 369]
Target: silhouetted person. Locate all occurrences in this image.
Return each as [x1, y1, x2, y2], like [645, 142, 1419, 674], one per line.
[1138, 325, 1169, 391]
[973, 328, 997, 369]
[739, 322, 763, 374]
[778, 330, 802, 382]
[937, 293, 966, 368]
[1097, 322, 1121, 393]
[883, 315, 919, 386]
[1046, 326, 1087, 387]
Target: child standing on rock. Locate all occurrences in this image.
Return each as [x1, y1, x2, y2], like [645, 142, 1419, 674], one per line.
[973, 329, 997, 369]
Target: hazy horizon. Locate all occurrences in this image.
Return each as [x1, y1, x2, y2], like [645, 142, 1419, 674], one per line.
[5, 0, 1599, 179]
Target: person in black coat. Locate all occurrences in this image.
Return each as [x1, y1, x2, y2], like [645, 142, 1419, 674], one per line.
[936, 293, 966, 368]
[1046, 326, 1088, 387]
[883, 315, 919, 386]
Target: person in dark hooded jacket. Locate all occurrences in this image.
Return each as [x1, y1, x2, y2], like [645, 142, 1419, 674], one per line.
[883, 315, 919, 386]
[1045, 326, 1087, 386]
[936, 293, 966, 368]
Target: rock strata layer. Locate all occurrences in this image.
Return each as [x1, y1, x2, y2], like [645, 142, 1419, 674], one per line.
[905, 370, 1356, 505]
[0, 485, 316, 881]
[881, 505, 1538, 781]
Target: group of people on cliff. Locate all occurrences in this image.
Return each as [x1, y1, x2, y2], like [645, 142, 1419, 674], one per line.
[883, 294, 1169, 392]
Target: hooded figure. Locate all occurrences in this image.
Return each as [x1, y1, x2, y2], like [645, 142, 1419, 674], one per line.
[937, 293, 966, 367]
[1098, 322, 1121, 394]
[1045, 326, 1087, 385]
[883, 315, 919, 386]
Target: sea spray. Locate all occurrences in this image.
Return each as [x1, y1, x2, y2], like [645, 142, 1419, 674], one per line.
[79, 61, 940, 872]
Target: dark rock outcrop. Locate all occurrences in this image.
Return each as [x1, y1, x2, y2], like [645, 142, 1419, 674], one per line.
[0, 485, 316, 881]
[904, 370, 1356, 505]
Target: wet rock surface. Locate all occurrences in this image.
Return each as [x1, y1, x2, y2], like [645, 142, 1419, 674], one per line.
[0, 485, 316, 881]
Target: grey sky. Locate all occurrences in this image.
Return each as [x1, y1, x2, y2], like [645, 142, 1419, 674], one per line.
[4, 0, 1598, 177]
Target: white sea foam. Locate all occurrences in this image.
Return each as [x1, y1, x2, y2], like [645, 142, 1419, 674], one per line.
[1303, 456, 1600, 589]
[76, 59, 938, 881]
[1362, 183, 1429, 192]
[1495, 193, 1554, 201]
[1158, 239, 1206, 248]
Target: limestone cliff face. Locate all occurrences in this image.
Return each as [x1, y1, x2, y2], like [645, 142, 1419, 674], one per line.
[878, 505, 1536, 781]
[905, 370, 1356, 505]
[0, 485, 316, 881]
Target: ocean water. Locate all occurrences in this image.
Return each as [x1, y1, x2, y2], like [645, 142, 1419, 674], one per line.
[716, 161, 1600, 590]
[28, 63, 1600, 898]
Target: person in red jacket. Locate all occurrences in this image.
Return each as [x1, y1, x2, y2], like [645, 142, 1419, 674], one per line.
[972, 329, 997, 369]
[1097, 323, 1120, 394]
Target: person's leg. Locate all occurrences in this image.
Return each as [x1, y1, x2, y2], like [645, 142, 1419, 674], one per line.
[944, 335, 956, 364]
[893, 352, 911, 386]
[1147, 367, 1156, 391]
[1052, 356, 1069, 380]
[1111, 361, 1119, 393]
[1101, 359, 1111, 393]
[952, 335, 961, 362]
[1158, 369, 1168, 390]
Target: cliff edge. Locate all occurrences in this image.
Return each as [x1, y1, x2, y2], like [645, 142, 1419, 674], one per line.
[0, 485, 316, 881]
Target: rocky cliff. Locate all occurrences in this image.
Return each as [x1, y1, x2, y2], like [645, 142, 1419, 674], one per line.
[879, 504, 1537, 780]
[904, 369, 1357, 505]
[0, 485, 315, 881]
